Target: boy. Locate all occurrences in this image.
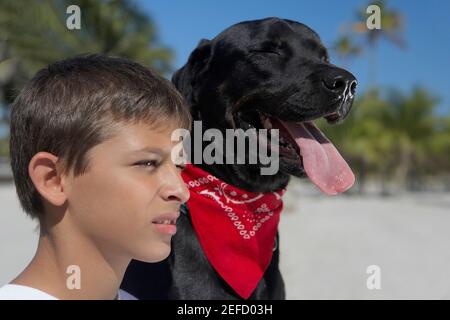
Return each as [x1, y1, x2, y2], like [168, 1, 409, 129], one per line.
[0, 54, 190, 299]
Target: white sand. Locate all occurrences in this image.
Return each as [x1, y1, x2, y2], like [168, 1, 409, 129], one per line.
[1, 180, 449, 299]
[0, 183, 39, 287]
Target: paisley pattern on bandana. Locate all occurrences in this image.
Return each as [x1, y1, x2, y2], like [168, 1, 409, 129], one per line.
[182, 164, 286, 299]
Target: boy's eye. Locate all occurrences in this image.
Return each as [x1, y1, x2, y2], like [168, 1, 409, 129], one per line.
[135, 160, 159, 169]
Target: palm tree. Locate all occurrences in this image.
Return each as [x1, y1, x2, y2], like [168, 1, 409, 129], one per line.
[427, 116, 450, 189]
[325, 2, 450, 193]
[352, 0, 405, 87]
[0, 0, 175, 158]
[384, 87, 439, 190]
[319, 90, 397, 194]
[320, 87, 445, 194]
[332, 35, 362, 68]
[0, 0, 174, 105]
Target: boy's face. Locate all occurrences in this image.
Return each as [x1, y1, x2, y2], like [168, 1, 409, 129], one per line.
[64, 120, 189, 262]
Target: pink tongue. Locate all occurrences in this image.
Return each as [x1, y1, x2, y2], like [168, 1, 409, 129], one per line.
[279, 120, 355, 195]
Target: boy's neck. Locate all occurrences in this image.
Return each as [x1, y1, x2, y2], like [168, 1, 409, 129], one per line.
[12, 213, 130, 300]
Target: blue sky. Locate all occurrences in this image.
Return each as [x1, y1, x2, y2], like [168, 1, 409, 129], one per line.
[137, 0, 450, 115]
[1, 0, 448, 138]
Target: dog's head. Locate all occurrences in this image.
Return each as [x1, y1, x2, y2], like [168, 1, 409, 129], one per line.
[173, 17, 357, 194]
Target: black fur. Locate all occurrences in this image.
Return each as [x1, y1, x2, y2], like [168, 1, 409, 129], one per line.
[121, 17, 356, 299]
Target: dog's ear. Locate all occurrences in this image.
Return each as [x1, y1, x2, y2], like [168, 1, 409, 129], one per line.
[172, 39, 212, 106]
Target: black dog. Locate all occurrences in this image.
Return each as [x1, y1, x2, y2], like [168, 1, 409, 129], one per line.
[121, 17, 357, 299]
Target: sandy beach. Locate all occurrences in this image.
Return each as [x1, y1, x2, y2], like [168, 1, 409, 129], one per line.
[1, 179, 449, 299]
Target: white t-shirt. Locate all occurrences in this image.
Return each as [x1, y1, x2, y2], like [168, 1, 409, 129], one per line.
[0, 284, 137, 300]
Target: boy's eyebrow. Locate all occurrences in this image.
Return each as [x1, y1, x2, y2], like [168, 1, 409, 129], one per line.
[130, 146, 170, 155]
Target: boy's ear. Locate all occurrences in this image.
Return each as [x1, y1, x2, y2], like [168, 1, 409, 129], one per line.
[28, 152, 67, 207]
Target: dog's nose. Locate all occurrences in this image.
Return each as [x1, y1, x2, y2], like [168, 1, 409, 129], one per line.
[323, 70, 357, 97]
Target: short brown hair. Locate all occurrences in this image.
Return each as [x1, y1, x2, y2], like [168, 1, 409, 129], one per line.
[10, 54, 191, 219]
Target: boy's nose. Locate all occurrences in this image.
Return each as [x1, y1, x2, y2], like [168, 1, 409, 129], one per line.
[161, 169, 190, 204]
[175, 182, 190, 204]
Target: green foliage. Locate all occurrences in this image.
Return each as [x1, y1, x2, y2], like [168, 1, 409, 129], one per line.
[0, 0, 448, 189]
[0, 0, 173, 77]
[0, 0, 175, 159]
[319, 88, 450, 188]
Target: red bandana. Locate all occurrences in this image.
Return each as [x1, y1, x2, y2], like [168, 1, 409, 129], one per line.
[181, 164, 286, 299]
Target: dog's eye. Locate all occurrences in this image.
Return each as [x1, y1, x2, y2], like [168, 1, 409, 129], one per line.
[249, 49, 280, 56]
[321, 56, 330, 63]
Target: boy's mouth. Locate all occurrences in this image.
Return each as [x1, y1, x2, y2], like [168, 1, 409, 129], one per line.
[152, 213, 179, 235]
[152, 219, 177, 225]
[152, 212, 179, 224]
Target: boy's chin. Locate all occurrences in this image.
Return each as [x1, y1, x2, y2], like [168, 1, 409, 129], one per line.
[132, 242, 172, 263]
